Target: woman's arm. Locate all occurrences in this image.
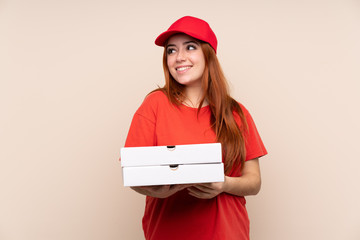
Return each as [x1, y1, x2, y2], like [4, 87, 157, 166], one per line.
[187, 158, 261, 199]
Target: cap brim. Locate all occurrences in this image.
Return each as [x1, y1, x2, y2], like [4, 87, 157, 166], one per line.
[155, 30, 183, 47]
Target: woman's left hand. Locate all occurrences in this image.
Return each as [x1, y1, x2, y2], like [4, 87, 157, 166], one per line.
[187, 179, 226, 199]
[188, 158, 262, 199]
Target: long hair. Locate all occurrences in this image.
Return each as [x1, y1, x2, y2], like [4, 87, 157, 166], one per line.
[157, 42, 248, 174]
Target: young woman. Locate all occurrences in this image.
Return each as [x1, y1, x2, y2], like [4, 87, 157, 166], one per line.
[124, 16, 267, 240]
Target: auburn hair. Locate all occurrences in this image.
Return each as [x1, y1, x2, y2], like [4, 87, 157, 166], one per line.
[155, 42, 248, 174]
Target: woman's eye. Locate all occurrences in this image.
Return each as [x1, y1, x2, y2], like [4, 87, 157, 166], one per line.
[187, 45, 196, 50]
[167, 48, 176, 54]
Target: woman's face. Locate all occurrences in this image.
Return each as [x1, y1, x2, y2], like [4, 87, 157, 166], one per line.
[166, 34, 206, 88]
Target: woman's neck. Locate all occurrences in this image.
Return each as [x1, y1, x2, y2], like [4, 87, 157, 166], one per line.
[183, 86, 208, 108]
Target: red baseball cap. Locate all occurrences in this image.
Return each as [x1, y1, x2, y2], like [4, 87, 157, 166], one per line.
[155, 16, 218, 53]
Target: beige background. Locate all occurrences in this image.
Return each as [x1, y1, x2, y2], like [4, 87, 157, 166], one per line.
[1, 0, 359, 239]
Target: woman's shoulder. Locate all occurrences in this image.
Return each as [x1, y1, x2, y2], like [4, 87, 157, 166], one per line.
[233, 100, 251, 118]
[146, 89, 167, 100]
[136, 89, 169, 114]
[142, 89, 168, 106]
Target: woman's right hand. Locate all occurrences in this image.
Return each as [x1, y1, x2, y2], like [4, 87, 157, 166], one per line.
[131, 184, 192, 198]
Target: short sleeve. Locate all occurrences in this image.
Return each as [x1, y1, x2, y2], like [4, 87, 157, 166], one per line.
[239, 105, 268, 161]
[124, 113, 157, 147]
[124, 94, 158, 147]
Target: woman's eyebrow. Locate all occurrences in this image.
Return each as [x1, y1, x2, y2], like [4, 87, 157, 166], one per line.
[184, 41, 199, 45]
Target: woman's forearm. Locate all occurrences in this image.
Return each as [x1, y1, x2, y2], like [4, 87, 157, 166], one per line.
[223, 158, 262, 196]
[223, 174, 261, 196]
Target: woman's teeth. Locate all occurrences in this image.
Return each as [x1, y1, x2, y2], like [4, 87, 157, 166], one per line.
[177, 66, 191, 71]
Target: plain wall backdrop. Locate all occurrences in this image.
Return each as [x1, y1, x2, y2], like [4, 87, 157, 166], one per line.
[1, 0, 359, 239]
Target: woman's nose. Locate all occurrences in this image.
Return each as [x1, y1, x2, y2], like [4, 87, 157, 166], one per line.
[176, 49, 186, 62]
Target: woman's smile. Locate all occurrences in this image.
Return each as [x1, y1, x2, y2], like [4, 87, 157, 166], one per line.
[176, 65, 192, 72]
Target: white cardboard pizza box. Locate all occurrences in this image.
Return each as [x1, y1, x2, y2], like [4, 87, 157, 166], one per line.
[120, 143, 224, 187]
